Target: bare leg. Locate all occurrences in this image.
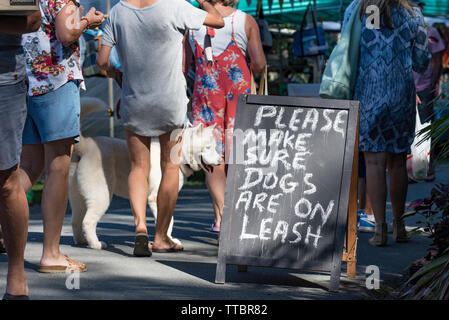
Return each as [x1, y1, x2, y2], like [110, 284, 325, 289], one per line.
[0, 165, 29, 296]
[364, 152, 387, 224]
[206, 162, 226, 229]
[387, 152, 409, 221]
[153, 131, 184, 251]
[358, 177, 374, 215]
[387, 152, 409, 242]
[39, 138, 79, 268]
[18, 144, 45, 193]
[125, 130, 151, 235]
[365, 191, 374, 215]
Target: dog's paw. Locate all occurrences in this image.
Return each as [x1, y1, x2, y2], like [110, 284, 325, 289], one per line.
[74, 237, 88, 246]
[89, 241, 107, 250]
[171, 238, 183, 246]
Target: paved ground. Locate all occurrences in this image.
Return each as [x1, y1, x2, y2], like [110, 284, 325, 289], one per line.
[1, 165, 448, 300]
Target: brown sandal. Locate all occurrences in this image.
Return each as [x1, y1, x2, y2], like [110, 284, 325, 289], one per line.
[393, 220, 409, 243]
[38, 255, 87, 273]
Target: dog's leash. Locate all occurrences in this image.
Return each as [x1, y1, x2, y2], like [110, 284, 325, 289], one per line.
[176, 121, 191, 145]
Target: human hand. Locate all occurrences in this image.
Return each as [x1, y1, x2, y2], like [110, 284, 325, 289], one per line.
[115, 71, 123, 88]
[416, 94, 421, 106]
[106, 67, 123, 88]
[84, 7, 105, 29]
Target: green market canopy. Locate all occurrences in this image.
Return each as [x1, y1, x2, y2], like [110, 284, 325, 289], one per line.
[236, 0, 449, 24]
[237, 0, 351, 23]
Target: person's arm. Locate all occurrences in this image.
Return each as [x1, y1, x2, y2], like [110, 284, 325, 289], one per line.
[97, 44, 122, 86]
[55, 1, 104, 47]
[245, 15, 267, 74]
[197, 0, 224, 29]
[183, 31, 194, 78]
[0, 11, 41, 35]
[97, 44, 113, 74]
[97, 44, 122, 118]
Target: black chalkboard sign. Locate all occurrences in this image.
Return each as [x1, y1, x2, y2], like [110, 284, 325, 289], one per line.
[215, 95, 360, 291]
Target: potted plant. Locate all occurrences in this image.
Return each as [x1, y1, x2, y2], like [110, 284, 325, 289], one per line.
[399, 183, 449, 299]
[397, 73, 449, 299]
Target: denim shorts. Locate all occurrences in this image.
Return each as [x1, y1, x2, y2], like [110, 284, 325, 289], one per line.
[0, 80, 28, 170]
[23, 80, 80, 145]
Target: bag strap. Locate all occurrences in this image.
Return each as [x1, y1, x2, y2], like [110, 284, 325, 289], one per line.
[251, 65, 268, 96]
[299, 3, 312, 56]
[311, 4, 321, 45]
[299, 2, 322, 56]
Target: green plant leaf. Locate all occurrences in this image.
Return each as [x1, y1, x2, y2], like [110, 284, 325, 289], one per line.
[407, 229, 423, 238]
[438, 270, 449, 300]
[403, 210, 417, 218]
[418, 112, 449, 159]
[415, 267, 440, 289]
[406, 253, 449, 285]
[423, 214, 440, 224]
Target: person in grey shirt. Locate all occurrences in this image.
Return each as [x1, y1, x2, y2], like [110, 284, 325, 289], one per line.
[0, 12, 41, 300]
[97, 0, 224, 257]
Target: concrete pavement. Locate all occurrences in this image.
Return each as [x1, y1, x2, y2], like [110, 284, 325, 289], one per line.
[1, 165, 448, 300]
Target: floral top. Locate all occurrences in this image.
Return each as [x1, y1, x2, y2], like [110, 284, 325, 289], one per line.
[22, 0, 83, 96]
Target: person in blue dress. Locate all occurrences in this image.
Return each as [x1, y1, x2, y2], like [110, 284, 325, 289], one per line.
[344, 0, 430, 246]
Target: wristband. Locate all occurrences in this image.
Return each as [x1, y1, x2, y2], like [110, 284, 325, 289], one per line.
[80, 16, 90, 30]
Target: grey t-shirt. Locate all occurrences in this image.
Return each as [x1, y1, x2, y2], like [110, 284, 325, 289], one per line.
[102, 0, 208, 137]
[0, 34, 26, 86]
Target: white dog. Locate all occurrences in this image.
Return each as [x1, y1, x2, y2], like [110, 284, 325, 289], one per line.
[69, 97, 221, 250]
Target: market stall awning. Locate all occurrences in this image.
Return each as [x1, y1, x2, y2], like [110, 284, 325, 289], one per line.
[422, 0, 449, 18]
[237, 0, 352, 24]
[237, 0, 449, 24]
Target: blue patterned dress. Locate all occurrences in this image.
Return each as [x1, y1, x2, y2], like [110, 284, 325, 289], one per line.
[344, 0, 431, 153]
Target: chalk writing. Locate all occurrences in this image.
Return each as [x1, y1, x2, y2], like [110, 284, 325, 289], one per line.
[235, 105, 348, 250]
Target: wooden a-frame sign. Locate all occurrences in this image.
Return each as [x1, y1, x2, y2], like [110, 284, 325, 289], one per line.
[215, 95, 359, 291]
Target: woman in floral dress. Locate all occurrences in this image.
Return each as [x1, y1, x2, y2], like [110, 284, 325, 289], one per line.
[184, 0, 266, 234]
[19, 0, 104, 273]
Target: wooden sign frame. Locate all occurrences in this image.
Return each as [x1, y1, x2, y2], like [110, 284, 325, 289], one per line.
[215, 95, 359, 292]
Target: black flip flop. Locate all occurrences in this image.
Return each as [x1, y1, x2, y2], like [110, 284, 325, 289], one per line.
[152, 243, 184, 253]
[3, 293, 29, 300]
[133, 233, 152, 257]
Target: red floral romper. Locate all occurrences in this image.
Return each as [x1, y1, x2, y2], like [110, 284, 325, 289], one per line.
[191, 12, 251, 158]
